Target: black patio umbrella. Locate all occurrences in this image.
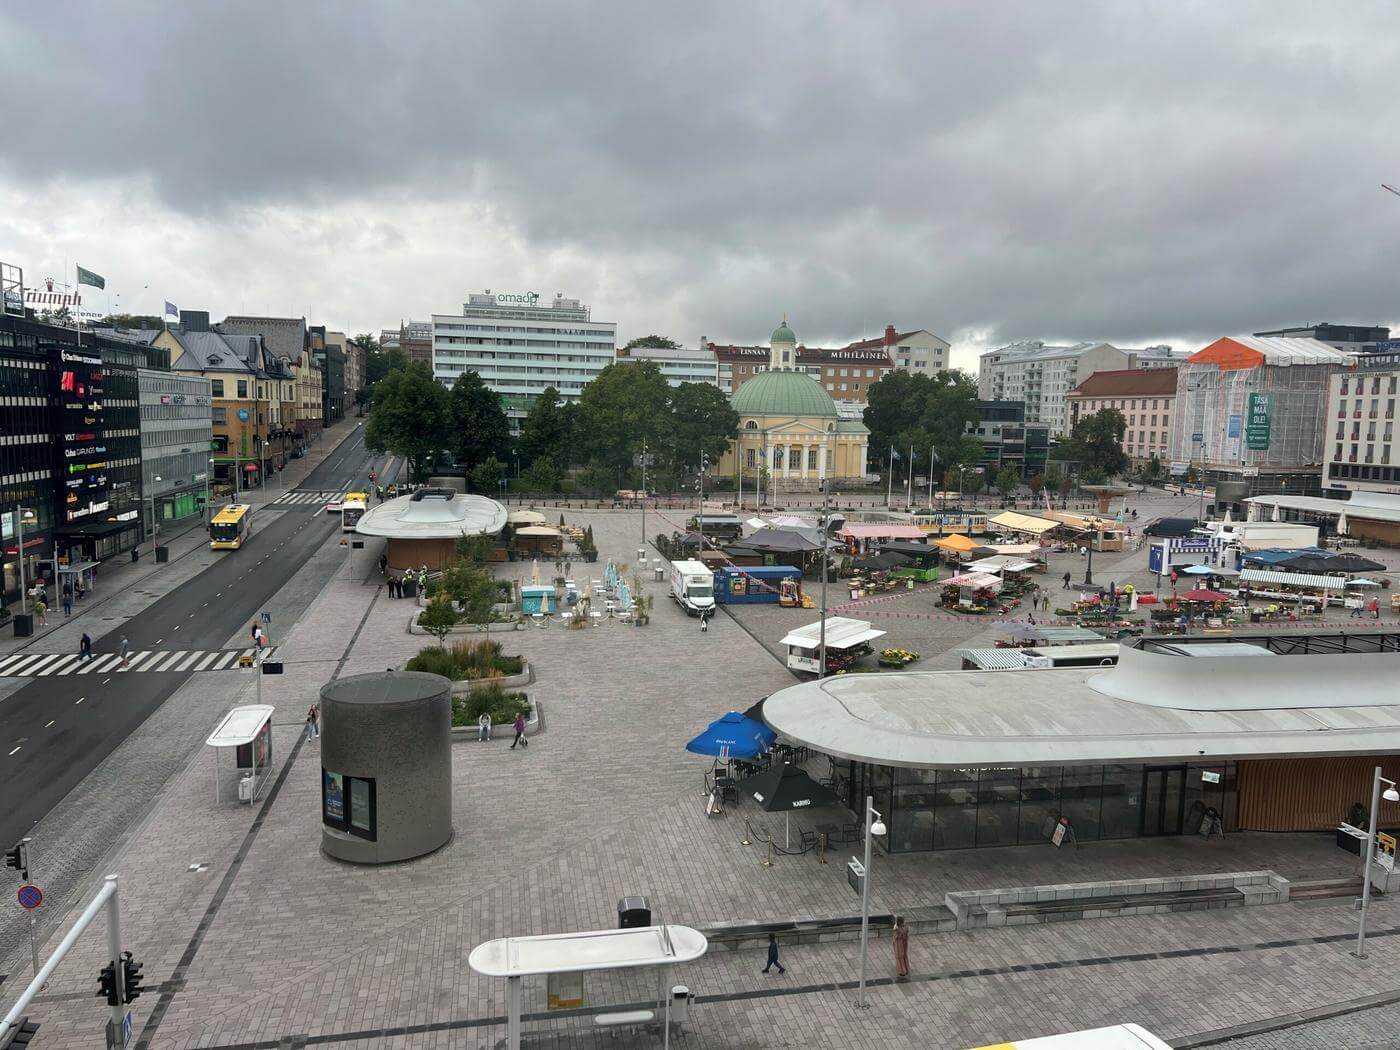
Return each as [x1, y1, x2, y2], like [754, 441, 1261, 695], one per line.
[745, 762, 843, 848]
[743, 527, 825, 553]
[1279, 552, 1386, 574]
[743, 698, 768, 724]
[854, 551, 911, 572]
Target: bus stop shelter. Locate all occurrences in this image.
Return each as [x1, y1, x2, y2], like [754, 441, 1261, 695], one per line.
[206, 704, 275, 805]
[469, 924, 708, 1049]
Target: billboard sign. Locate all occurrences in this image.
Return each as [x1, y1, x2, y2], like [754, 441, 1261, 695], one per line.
[0, 261, 23, 317]
[58, 347, 110, 522]
[1245, 393, 1272, 451]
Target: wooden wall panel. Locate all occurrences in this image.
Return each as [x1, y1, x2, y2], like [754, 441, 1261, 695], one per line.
[1237, 757, 1400, 831]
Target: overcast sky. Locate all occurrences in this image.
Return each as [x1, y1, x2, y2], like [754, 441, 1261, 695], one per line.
[4, 2, 1400, 370]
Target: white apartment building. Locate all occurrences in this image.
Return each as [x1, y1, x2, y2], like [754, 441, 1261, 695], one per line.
[1127, 345, 1190, 369]
[614, 344, 718, 387]
[842, 325, 950, 376]
[1325, 351, 1400, 495]
[432, 290, 616, 431]
[977, 341, 1132, 435]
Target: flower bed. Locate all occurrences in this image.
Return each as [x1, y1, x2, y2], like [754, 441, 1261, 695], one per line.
[405, 639, 524, 679]
[451, 682, 530, 728]
[877, 648, 921, 668]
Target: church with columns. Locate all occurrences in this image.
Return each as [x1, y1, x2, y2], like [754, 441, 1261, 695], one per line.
[714, 318, 872, 492]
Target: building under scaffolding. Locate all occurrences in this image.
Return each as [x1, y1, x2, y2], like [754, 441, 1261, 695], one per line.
[1168, 335, 1357, 502]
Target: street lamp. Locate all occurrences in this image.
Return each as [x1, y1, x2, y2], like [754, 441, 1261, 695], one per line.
[1082, 517, 1098, 587]
[818, 479, 830, 679]
[512, 449, 520, 479]
[1356, 766, 1400, 958]
[145, 476, 162, 544]
[856, 795, 887, 1007]
[11, 506, 38, 619]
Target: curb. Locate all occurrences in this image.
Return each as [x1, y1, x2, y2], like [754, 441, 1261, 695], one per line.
[1174, 986, 1400, 1047]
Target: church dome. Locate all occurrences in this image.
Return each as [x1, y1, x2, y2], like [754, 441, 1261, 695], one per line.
[770, 319, 797, 344]
[731, 370, 838, 419]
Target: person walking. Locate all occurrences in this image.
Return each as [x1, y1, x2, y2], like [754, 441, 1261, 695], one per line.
[79, 633, 93, 662]
[510, 712, 527, 749]
[33, 596, 47, 626]
[120, 636, 130, 669]
[1061, 570, 1072, 590]
[762, 933, 785, 975]
[62, 583, 73, 618]
[251, 623, 265, 650]
[305, 704, 319, 741]
[1370, 596, 1381, 620]
[378, 552, 388, 576]
[478, 712, 492, 742]
[700, 610, 709, 633]
[893, 916, 910, 978]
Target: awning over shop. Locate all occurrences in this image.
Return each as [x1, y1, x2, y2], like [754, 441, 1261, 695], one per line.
[1239, 568, 1348, 589]
[778, 617, 886, 651]
[988, 511, 1059, 535]
[974, 542, 1044, 557]
[965, 557, 1038, 574]
[53, 520, 132, 539]
[838, 523, 926, 540]
[942, 571, 1003, 589]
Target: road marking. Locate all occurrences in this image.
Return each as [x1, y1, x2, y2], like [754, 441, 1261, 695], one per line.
[103, 677, 111, 685]
[173, 625, 180, 632]
[36, 655, 82, 677]
[75, 697, 83, 704]
[156, 638, 163, 644]
[24, 654, 66, 675]
[44, 720, 54, 728]
[7, 746, 19, 756]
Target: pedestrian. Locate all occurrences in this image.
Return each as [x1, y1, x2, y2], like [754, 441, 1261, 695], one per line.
[305, 704, 318, 741]
[1062, 570, 1071, 590]
[1351, 600, 1364, 620]
[1170, 569, 1178, 587]
[700, 610, 709, 633]
[378, 552, 388, 575]
[34, 596, 47, 626]
[120, 636, 130, 669]
[510, 712, 528, 749]
[478, 712, 492, 742]
[1108, 581, 1116, 602]
[893, 916, 910, 978]
[389, 576, 400, 599]
[1370, 597, 1381, 620]
[79, 633, 92, 662]
[762, 933, 785, 975]
[251, 622, 265, 650]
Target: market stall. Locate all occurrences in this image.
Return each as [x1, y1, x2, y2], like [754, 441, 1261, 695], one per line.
[778, 617, 887, 675]
[939, 570, 1003, 612]
[876, 540, 941, 582]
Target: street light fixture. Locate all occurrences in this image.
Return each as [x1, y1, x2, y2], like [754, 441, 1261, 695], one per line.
[12, 507, 37, 619]
[856, 794, 887, 1007]
[1356, 765, 1400, 958]
[145, 476, 162, 544]
[818, 479, 830, 678]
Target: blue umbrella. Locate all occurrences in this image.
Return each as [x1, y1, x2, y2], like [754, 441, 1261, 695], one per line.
[685, 711, 775, 758]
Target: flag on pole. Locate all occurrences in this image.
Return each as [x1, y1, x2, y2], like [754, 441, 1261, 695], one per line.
[76, 265, 105, 290]
[164, 301, 179, 318]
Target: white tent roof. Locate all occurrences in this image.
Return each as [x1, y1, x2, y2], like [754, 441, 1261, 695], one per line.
[1246, 493, 1400, 526]
[1240, 568, 1348, 589]
[779, 617, 886, 651]
[468, 925, 708, 977]
[1217, 335, 1357, 366]
[206, 705, 274, 748]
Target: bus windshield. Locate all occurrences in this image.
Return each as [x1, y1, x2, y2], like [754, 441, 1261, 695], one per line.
[211, 520, 242, 542]
[342, 506, 365, 527]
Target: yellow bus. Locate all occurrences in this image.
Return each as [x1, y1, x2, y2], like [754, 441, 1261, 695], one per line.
[210, 503, 253, 550]
[912, 511, 988, 537]
[968, 1024, 1171, 1050]
[340, 491, 368, 532]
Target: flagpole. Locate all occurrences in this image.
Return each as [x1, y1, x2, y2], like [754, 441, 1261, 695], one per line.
[886, 447, 893, 508]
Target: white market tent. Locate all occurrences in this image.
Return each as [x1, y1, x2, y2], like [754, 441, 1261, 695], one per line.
[469, 925, 708, 1050]
[206, 704, 275, 804]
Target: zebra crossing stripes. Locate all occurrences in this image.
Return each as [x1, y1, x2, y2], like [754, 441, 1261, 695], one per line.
[271, 488, 352, 506]
[0, 647, 279, 678]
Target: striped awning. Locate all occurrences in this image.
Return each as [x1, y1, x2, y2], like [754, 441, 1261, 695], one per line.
[957, 648, 1031, 670]
[1240, 568, 1346, 590]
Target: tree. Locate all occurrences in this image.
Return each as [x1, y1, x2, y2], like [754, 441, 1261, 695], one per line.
[98, 313, 164, 330]
[448, 371, 510, 470]
[520, 387, 569, 466]
[668, 382, 739, 475]
[436, 562, 500, 623]
[455, 532, 494, 562]
[622, 334, 681, 350]
[364, 363, 449, 482]
[522, 456, 560, 492]
[1057, 474, 1073, 505]
[995, 465, 1020, 500]
[1027, 474, 1045, 496]
[353, 333, 381, 354]
[962, 469, 985, 498]
[575, 361, 672, 477]
[1060, 408, 1129, 479]
[864, 369, 982, 482]
[470, 456, 505, 494]
[39, 304, 73, 326]
[419, 597, 459, 648]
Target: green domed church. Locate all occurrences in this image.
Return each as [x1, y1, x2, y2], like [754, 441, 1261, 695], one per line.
[715, 318, 871, 492]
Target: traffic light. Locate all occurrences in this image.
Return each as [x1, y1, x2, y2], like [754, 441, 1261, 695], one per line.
[3, 841, 26, 880]
[98, 961, 120, 1006]
[121, 951, 144, 1002]
[0, 1015, 40, 1049]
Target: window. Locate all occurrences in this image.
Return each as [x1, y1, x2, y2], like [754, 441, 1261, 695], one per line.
[744, 419, 757, 429]
[807, 448, 819, 470]
[211, 379, 225, 397]
[866, 368, 875, 377]
[322, 769, 376, 841]
[746, 448, 756, 468]
[237, 380, 248, 398]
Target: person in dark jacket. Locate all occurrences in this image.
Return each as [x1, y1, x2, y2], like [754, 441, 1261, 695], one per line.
[762, 933, 785, 975]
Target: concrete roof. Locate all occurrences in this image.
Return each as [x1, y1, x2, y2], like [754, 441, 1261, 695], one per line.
[355, 490, 507, 540]
[1247, 493, 1400, 526]
[762, 634, 1400, 768]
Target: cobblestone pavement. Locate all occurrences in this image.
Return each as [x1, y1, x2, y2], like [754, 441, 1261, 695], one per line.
[8, 498, 1400, 1049]
[1208, 998, 1400, 1049]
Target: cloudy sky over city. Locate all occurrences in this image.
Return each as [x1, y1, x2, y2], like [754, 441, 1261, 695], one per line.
[3, 1, 1400, 368]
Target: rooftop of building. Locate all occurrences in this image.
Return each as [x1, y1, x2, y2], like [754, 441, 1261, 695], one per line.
[980, 340, 1118, 363]
[841, 325, 947, 352]
[355, 488, 507, 540]
[1187, 335, 1358, 368]
[762, 631, 1400, 769]
[1068, 367, 1179, 398]
[731, 369, 841, 419]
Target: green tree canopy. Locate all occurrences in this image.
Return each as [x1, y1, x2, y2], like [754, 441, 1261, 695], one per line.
[864, 369, 983, 480]
[1060, 408, 1130, 479]
[448, 371, 510, 470]
[622, 334, 681, 350]
[522, 456, 561, 492]
[575, 361, 673, 479]
[668, 382, 739, 474]
[520, 387, 570, 466]
[365, 363, 449, 481]
[98, 313, 164, 330]
[995, 465, 1020, 498]
[470, 455, 505, 494]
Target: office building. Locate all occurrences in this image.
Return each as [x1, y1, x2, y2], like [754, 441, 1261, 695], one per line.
[614, 344, 718, 387]
[1066, 368, 1178, 464]
[310, 325, 345, 425]
[432, 291, 616, 431]
[968, 401, 1050, 479]
[139, 369, 214, 531]
[1254, 323, 1391, 353]
[1168, 335, 1356, 501]
[399, 321, 432, 369]
[977, 341, 1132, 435]
[705, 318, 894, 406]
[1323, 350, 1400, 496]
[841, 324, 949, 376]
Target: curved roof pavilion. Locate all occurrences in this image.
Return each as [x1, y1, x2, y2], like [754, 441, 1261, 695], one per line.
[356, 488, 507, 540]
[762, 632, 1400, 769]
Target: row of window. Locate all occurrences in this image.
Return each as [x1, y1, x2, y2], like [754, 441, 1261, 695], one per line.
[1334, 443, 1394, 465]
[1335, 398, 1396, 419]
[745, 447, 829, 470]
[1330, 463, 1400, 482]
[434, 324, 610, 336]
[1336, 423, 1394, 442]
[1339, 374, 1399, 396]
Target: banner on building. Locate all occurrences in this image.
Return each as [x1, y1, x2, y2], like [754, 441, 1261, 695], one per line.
[0, 261, 23, 317]
[1245, 393, 1272, 451]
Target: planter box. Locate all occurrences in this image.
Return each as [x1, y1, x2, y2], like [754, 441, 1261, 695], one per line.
[409, 614, 523, 635]
[449, 662, 533, 695]
[450, 696, 541, 740]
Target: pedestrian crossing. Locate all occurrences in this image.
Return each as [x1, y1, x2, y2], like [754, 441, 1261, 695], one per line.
[270, 488, 351, 506]
[0, 646, 280, 678]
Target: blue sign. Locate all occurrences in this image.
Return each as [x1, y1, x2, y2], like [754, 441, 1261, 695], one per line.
[260, 611, 271, 623]
[1191, 432, 1203, 443]
[1227, 415, 1241, 438]
[122, 1009, 133, 1049]
[17, 885, 41, 909]
[237, 408, 250, 422]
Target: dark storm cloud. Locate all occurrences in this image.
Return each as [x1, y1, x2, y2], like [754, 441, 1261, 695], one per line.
[4, 1, 1399, 350]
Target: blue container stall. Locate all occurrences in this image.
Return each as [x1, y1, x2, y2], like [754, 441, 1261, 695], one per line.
[714, 565, 803, 605]
[520, 585, 556, 615]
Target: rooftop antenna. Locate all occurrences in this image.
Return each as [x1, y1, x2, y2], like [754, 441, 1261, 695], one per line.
[1384, 183, 1400, 199]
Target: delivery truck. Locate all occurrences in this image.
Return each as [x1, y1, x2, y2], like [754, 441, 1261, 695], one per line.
[669, 559, 716, 615]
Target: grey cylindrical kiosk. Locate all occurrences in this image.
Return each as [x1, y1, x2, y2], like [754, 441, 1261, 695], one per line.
[320, 671, 453, 864]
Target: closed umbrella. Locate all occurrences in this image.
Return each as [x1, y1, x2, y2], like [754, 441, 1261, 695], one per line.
[1337, 511, 1350, 537]
[685, 712, 774, 759]
[744, 762, 842, 848]
[1272, 503, 1280, 522]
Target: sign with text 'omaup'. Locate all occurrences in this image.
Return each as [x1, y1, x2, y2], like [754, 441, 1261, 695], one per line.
[495, 291, 540, 306]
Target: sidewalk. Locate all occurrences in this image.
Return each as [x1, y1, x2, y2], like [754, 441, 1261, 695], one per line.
[0, 416, 364, 660]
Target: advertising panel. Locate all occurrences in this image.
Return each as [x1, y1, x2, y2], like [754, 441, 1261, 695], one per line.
[1245, 393, 1272, 451]
[323, 770, 345, 825]
[58, 347, 109, 522]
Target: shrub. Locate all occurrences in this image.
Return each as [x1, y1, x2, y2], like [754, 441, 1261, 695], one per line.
[452, 681, 530, 726]
[406, 640, 525, 680]
[405, 647, 458, 677]
[418, 597, 459, 647]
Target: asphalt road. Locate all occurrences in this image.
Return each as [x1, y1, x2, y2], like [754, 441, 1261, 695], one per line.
[0, 423, 398, 849]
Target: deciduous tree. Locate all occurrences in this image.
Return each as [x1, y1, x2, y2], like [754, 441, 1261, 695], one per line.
[448, 371, 510, 470]
[365, 363, 449, 482]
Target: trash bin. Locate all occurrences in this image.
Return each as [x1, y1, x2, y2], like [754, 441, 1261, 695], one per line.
[617, 896, 651, 928]
[155, 545, 169, 564]
[654, 566, 665, 582]
[12, 613, 33, 638]
[670, 985, 692, 1026]
[401, 578, 417, 598]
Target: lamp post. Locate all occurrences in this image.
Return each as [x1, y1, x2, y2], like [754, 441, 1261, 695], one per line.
[13, 506, 37, 618]
[818, 480, 829, 679]
[512, 449, 520, 479]
[1082, 516, 1098, 587]
[856, 795, 888, 1007]
[1356, 766, 1400, 958]
[145, 475, 162, 544]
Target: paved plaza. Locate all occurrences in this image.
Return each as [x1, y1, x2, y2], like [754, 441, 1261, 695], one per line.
[6, 494, 1400, 1049]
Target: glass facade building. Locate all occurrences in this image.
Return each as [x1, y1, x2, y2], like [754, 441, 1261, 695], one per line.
[0, 316, 61, 605]
[139, 369, 214, 532]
